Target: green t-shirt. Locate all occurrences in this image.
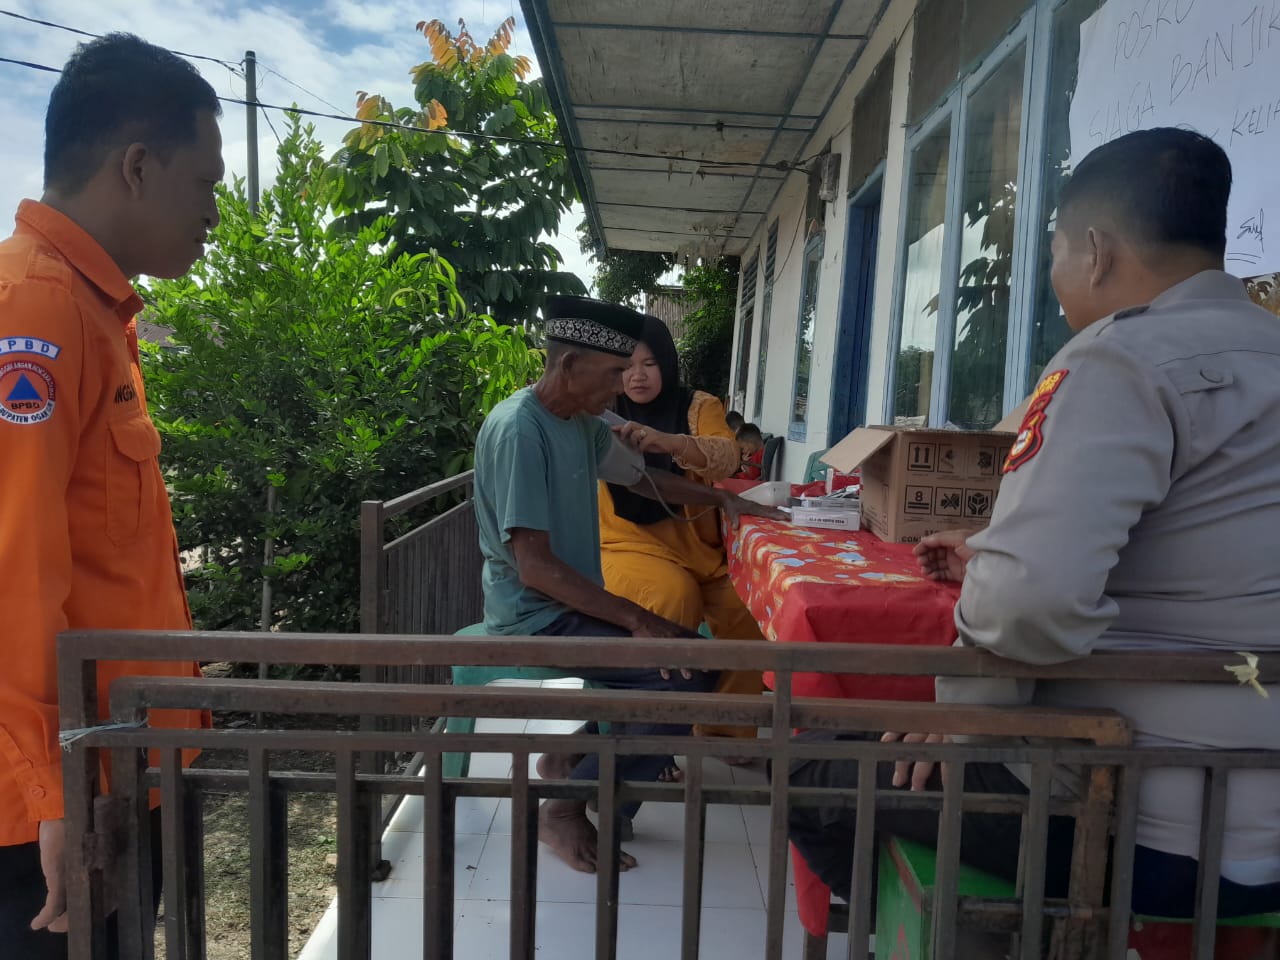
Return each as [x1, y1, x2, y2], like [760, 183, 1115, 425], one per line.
[474, 387, 613, 635]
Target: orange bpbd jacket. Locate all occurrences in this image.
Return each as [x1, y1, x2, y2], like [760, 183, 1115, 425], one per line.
[0, 200, 206, 847]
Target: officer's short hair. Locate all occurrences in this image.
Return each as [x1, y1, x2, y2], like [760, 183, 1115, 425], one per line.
[1058, 128, 1232, 257]
[44, 33, 221, 192]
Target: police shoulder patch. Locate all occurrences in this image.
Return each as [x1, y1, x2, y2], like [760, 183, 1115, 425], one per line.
[1002, 369, 1068, 474]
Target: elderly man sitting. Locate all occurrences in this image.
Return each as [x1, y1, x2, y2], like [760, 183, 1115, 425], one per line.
[474, 295, 775, 873]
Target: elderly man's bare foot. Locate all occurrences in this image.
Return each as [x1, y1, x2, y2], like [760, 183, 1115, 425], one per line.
[535, 750, 585, 781]
[539, 800, 638, 873]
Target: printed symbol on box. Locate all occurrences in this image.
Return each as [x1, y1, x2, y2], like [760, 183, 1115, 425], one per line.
[904, 485, 933, 515]
[907, 442, 936, 472]
[937, 445, 958, 474]
[934, 487, 963, 517]
[975, 446, 996, 476]
[963, 489, 993, 519]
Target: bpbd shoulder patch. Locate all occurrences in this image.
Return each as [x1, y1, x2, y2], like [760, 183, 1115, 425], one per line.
[0, 360, 57, 425]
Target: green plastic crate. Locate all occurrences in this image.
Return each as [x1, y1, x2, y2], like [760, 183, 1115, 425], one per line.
[875, 836, 1015, 960]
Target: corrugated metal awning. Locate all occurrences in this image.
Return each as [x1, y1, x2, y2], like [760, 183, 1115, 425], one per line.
[522, 0, 886, 257]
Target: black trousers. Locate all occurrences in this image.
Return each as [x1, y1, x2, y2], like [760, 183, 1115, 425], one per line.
[0, 808, 163, 960]
[787, 742, 1280, 919]
[535, 610, 719, 817]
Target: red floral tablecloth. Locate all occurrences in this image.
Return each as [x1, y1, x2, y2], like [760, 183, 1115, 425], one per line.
[723, 516, 961, 937]
[724, 517, 960, 701]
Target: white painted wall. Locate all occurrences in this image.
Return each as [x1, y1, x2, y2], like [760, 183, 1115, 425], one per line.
[727, 0, 919, 482]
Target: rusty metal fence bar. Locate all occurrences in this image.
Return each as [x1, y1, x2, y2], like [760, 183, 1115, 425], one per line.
[58, 631, 1279, 960]
[358, 471, 483, 871]
[360, 471, 482, 639]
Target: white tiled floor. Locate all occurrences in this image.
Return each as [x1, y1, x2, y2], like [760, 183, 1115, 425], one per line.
[297, 680, 853, 960]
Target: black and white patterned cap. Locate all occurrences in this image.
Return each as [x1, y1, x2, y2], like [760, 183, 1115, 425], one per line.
[543, 295, 646, 357]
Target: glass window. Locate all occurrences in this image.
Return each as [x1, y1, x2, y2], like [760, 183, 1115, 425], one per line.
[790, 237, 824, 439]
[753, 286, 773, 420]
[753, 222, 779, 420]
[1026, 0, 1106, 390]
[947, 46, 1026, 429]
[732, 253, 759, 412]
[893, 124, 951, 426]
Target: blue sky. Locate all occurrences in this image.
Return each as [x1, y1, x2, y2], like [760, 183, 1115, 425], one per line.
[0, 0, 593, 286]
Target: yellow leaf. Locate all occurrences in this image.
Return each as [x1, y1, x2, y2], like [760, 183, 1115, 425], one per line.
[423, 99, 449, 131]
[514, 55, 532, 79]
[1226, 652, 1271, 698]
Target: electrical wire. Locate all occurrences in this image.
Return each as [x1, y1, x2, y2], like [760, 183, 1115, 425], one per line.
[0, 51, 806, 174]
[245, 68, 285, 147]
[258, 62, 345, 116]
[0, 54, 57, 74]
[260, 105, 284, 147]
[0, 9, 242, 69]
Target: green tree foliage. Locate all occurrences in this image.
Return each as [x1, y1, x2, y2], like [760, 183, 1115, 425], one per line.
[576, 217, 673, 307]
[141, 119, 541, 632]
[675, 258, 739, 400]
[320, 17, 585, 326]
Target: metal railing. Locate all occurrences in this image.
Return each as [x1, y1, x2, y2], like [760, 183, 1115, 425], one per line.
[357, 472, 483, 868]
[57, 629, 1279, 960]
[359, 468, 482, 659]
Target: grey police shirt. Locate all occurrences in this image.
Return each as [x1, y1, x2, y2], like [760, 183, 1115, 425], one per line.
[936, 270, 1280, 884]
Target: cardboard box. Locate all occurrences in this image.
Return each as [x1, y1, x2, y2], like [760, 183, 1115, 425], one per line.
[820, 426, 1014, 543]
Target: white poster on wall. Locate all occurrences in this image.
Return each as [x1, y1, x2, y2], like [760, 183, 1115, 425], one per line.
[1069, 0, 1280, 274]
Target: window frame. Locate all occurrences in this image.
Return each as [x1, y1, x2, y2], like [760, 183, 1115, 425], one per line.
[882, 3, 1059, 426]
[731, 251, 761, 414]
[752, 220, 780, 421]
[788, 231, 826, 441]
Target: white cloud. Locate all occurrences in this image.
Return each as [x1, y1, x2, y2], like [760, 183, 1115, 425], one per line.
[0, 0, 593, 288]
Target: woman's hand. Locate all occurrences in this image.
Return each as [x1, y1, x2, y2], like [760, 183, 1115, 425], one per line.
[615, 421, 680, 456]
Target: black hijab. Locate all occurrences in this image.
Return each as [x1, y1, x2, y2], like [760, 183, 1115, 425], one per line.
[607, 316, 694, 526]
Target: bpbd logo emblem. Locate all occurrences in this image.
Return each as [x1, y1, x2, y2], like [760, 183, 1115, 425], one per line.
[0, 360, 56, 425]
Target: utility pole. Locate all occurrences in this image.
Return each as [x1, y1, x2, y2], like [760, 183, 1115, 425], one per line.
[245, 51, 275, 697]
[245, 50, 260, 215]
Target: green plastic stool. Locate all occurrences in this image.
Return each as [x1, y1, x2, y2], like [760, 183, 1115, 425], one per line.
[874, 836, 1280, 958]
[446, 622, 601, 778]
[875, 836, 1015, 960]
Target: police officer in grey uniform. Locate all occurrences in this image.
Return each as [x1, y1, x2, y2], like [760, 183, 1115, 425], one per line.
[789, 128, 1280, 919]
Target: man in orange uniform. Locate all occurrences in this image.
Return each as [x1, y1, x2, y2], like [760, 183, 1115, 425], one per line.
[0, 34, 223, 957]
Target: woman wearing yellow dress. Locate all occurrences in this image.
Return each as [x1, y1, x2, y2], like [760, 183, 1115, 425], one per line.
[601, 316, 766, 741]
